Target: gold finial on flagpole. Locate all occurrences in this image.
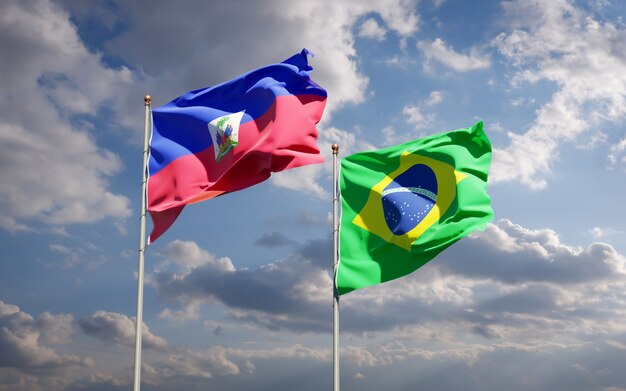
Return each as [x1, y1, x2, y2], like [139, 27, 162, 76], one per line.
[332, 144, 339, 154]
[144, 95, 151, 105]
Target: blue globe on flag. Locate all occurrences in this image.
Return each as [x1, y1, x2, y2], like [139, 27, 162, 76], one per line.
[381, 164, 438, 236]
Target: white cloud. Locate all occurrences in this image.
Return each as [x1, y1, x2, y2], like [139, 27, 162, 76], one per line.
[417, 38, 490, 72]
[589, 226, 625, 239]
[159, 303, 203, 321]
[403, 104, 428, 125]
[402, 104, 435, 131]
[153, 347, 239, 379]
[36, 312, 75, 345]
[608, 136, 626, 169]
[358, 18, 387, 41]
[426, 90, 444, 106]
[79, 310, 169, 352]
[0, 301, 20, 316]
[440, 219, 626, 284]
[154, 240, 236, 274]
[146, 216, 626, 340]
[387, 92, 442, 144]
[0, 0, 132, 231]
[48, 243, 106, 268]
[384, 55, 416, 68]
[509, 97, 535, 107]
[0, 300, 91, 372]
[270, 165, 329, 199]
[64, 372, 127, 390]
[150, 238, 333, 333]
[0, 216, 35, 234]
[60, 217, 626, 390]
[491, 0, 626, 188]
[139, 344, 328, 387]
[381, 125, 397, 146]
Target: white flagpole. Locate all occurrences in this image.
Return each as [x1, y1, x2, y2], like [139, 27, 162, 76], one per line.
[332, 143, 340, 391]
[133, 95, 151, 391]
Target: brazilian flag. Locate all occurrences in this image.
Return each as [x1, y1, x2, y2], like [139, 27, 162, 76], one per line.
[337, 121, 493, 295]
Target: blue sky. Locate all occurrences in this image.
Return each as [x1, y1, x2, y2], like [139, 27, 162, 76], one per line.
[1, 0, 626, 390]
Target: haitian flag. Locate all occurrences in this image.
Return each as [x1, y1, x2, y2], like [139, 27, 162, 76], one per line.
[337, 121, 493, 295]
[147, 49, 327, 244]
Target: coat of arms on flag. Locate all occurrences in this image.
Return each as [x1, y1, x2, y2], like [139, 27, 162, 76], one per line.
[208, 111, 245, 161]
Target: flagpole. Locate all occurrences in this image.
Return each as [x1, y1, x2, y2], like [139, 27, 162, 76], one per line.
[133, 95, 151, 391]
[332, 143, 340, 391]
